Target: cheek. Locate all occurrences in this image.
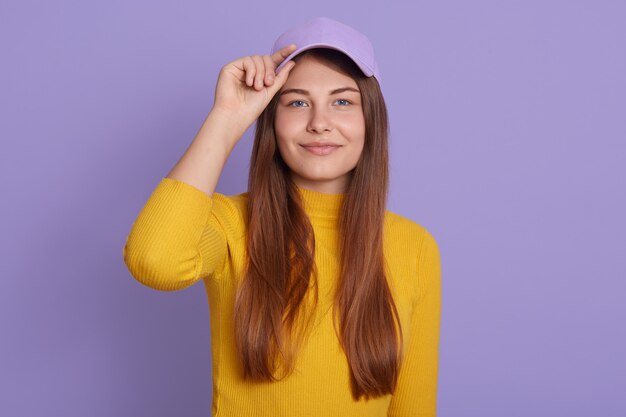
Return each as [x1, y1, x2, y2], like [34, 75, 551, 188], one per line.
[274, 133, 295, 164]
[347, 121, 366, 161]
[274, 112, 300, 140]
[339, 115, 366, 144]
[274, 134, 287, 156]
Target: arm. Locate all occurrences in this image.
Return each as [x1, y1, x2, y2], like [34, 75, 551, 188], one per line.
[388, 229, 442, 417]
[165, 108, 245, 196]
[122, 176, 231, 291]
[122, 46, 298, 291]
[122, 110, 244, 291]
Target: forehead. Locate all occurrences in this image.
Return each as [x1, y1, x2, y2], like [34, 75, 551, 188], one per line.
[281, 55, 358, 89]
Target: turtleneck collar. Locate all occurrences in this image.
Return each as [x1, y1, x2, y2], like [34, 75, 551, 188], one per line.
[296, 184, 345, 222]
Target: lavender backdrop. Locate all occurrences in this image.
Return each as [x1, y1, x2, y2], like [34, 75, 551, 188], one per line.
[1, 1, 624, 416]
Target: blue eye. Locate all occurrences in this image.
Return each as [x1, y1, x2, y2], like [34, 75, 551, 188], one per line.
[287, 99, 352, 107]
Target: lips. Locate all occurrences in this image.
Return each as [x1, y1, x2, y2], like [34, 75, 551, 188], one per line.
[300, 143, 341, 156]
[301, 141, 340, 147]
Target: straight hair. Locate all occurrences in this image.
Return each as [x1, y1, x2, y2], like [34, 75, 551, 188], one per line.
[233, 48, 403, 401]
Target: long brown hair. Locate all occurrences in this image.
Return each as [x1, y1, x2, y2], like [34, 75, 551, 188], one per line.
[233, 48, 403, 401]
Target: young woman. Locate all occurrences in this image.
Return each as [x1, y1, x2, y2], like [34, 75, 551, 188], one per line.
[124, 17, 441, 417]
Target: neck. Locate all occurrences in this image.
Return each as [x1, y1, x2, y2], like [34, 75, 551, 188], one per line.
[295, 183, 345, 222]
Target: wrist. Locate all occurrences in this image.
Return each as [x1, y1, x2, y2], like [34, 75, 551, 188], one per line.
[202, 108, 249, 147]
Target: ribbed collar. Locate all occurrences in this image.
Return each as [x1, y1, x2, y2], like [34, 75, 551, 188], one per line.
[296, 185, 345, 222]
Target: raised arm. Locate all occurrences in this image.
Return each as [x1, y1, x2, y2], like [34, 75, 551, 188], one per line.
[167, 43, 298, 195]
[388, 229, 442, 417]
[122, 45, 299, 291]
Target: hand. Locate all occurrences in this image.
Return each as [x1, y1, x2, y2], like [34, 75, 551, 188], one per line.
[211, 44, 298, 129]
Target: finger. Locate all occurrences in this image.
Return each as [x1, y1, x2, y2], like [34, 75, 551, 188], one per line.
[241, 57, 256, 87]
[277, 60, 295, 78]
[262, 55, 275, 86]
[266, 60, 296, 95]
[270, 43, 297, 65]
[251, 55, 265, 90]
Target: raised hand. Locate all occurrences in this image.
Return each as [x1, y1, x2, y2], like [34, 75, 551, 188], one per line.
[211, 44, 298, 130]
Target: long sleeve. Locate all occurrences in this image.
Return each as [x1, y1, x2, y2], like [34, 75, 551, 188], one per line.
[387, 229, 442, 417]
[122, 177, 231, 291]
[123, 182, 441, 416]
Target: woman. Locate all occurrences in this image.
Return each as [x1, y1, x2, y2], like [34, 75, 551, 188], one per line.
[123, 16, 441, 417]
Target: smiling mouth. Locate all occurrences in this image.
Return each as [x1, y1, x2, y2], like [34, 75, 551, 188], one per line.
[300, 144, 341, 156]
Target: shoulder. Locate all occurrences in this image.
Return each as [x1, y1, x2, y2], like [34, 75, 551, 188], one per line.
[384, 209, 438, 249]
[383, 209, 440, 269]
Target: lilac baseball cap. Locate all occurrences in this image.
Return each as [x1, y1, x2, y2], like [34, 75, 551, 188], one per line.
[271, 17, 381, 81]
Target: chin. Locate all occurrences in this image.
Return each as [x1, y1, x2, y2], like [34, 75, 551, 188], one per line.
[292, 169, 351, 186]
[296, 169, 344, 181]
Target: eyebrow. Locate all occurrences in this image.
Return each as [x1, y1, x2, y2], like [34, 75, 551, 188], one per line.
[279, 87, 360, 97]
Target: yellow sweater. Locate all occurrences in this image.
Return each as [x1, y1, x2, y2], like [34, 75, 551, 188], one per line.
[123, 177, 441, 417]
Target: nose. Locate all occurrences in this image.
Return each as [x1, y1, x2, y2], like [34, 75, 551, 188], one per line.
[306, 106, 332, 134]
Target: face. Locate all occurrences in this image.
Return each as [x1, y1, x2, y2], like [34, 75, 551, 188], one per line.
[274, 54, 365, 194]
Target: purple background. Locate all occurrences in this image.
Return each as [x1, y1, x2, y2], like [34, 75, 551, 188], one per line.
[1, 1, 624, 416]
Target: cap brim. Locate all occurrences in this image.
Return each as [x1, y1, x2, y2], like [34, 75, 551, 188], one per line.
[274, 43, 374, 77]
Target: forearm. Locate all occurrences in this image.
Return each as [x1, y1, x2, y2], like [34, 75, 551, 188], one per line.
[166, 108, 247, 197]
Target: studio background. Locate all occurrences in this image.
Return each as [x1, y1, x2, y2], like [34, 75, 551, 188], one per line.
[1, 1, 624, 416]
